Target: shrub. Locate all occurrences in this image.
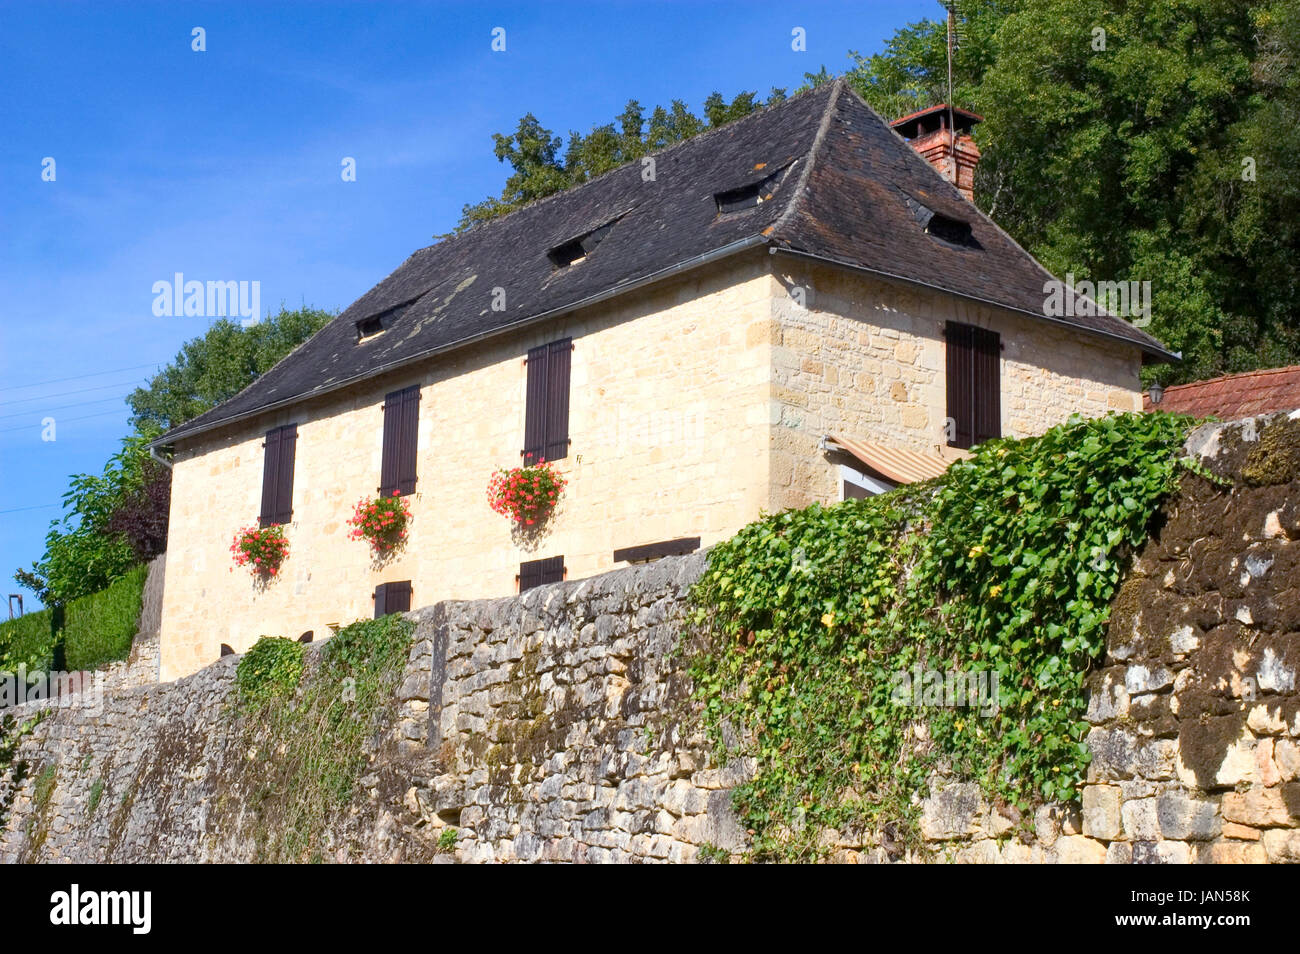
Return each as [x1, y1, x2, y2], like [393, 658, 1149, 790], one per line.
[437, 827, 457, 852]
[486, 460, 567, 526]
[62, 564, 147, 671]
[236, 637, 306, 709]
[232, 613, 415, 861]
[0, 608, 59, 674]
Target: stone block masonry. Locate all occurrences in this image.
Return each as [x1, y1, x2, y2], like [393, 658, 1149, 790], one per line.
[0, 552, 748, 863]
[403, 551, 748, 863]
[900, 412, 1300, 864]
[1, 413, 1297, 862]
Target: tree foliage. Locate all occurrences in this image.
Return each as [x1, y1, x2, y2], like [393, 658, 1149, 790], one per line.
[839, 0, 1300, 385]
[18, 434, 155, 605]
[127, 306, 333, 433]
[463, 2, 1298, 385]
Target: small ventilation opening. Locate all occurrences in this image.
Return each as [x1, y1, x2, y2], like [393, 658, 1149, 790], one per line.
[901, 191, 980, 249]
[714, 167, 785, 214]
[356, 315, 385, 341]
[925, 213, 977, 248]
[548, 220, 618, 270]
[715, 182, 765, 213]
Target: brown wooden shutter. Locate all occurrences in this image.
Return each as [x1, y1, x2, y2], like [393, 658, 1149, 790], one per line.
[946, 322, 975, 450]
[259, 424, 297, 526]
[946, 323, 1000, 449]
[259, 427, 282, 526]
[381, 386, 420, 495]
[518, 560, 540, 593]
[373, 581, 412, 618]
[380, 390, 402, 494]
[519, 556, 564, 593]
[523, 344, 549, 463]
[543, 339, 571, 463]
[973, 327, 1002, 445]
[388, 581, 411, 614]
[397, 386, 420, 495]
[523, 339, 571, 463]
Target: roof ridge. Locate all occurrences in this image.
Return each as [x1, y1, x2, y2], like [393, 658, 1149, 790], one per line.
[438, 82, 839, 247]
[768, 78, 843, 238]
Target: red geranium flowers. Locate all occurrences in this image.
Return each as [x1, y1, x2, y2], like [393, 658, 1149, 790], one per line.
[487, 460, 566, 526]
[348, 490, 413, 554]
[231, 524, 289, 577]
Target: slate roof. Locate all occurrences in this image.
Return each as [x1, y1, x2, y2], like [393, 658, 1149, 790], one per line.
[1144, 365, 1300, 419]
[158, 79, 1173, 446]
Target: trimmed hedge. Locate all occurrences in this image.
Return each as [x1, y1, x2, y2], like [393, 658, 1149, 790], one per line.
[0, 608, 59, 673]
[62, 564, 147, 672]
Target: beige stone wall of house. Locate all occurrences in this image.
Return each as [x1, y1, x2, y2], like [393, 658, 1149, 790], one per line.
[767, 259, 1145, 511]
[159, 255, 776, 680]
[160, 252, 1148, 680]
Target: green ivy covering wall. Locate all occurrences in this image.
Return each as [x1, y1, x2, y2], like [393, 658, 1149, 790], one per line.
[689, 411, 1202, 861]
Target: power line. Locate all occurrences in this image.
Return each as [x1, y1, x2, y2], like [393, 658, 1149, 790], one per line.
[0, 360, 168, 393]
[0, 379, 146, 408]
[0, 393, 130, 423]
[0, 407, 126, 434]
[0, 503, 61, 515]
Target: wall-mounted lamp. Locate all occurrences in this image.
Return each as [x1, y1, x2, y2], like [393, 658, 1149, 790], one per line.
[1148, 382, 1164, 405]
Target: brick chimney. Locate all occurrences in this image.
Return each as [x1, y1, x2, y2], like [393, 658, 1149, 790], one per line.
[890, 104, 982, 202]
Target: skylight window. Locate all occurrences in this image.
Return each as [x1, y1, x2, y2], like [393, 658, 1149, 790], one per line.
[925, 213, 977, 248]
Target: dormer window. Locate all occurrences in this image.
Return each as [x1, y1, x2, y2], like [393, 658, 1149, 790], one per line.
[925, 213, 977, 248]
[548, 220, 618, 270]
[714, 167, 786, 214]
[900, 191, 980, 249]
[354, 301, 415, 344]
[356, 315, 386, 341]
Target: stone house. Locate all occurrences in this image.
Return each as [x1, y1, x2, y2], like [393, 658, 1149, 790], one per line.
[151, 80, 1172, 679]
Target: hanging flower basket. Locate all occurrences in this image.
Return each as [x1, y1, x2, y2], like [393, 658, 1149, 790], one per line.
[230, 523, 289, 577]
[487, 460, 567, 526]
[347, 491, 413, 554]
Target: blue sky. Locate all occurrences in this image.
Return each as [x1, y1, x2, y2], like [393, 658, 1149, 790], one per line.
[0, 0, 937, 606]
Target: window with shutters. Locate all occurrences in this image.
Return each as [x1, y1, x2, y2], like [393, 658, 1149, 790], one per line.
[373, 580, 412, 618]
[523, 339, 572, 464]
[258, 424, 298, 527]
[945, 321, 1001, 450]
[380, 385, 420, 495]
[518, 556, 564, 593]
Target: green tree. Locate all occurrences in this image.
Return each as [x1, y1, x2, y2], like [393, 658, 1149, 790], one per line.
[840, 0, 1299, 385]
[127, 306, 334, 433]
[17, 434, 154, 604]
